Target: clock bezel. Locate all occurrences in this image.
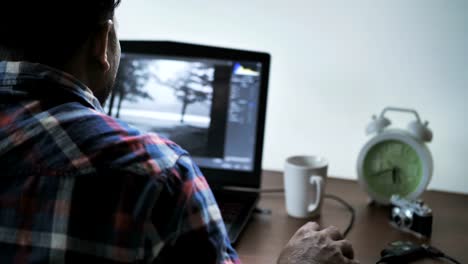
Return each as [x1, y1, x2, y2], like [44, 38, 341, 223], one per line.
[357, 129, 433, 205]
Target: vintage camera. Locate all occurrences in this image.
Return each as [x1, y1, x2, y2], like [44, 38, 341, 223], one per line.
[389, 195, 433, 238]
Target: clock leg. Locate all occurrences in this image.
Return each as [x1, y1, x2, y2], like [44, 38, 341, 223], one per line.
[367, 198, 377, 206]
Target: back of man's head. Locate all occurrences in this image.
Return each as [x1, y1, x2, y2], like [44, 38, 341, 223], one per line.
[0, 0, 121, 68]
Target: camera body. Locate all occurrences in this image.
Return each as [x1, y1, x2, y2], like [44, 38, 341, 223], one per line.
[389, 195, 433, 238]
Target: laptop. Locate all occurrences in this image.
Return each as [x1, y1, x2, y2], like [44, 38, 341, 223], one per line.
[106, 40, 270, 243]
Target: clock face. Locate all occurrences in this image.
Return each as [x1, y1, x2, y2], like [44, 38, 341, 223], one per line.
[363, 140, 423, 199]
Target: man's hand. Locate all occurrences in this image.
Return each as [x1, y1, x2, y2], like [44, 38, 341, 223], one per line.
[278, 222, 359, 264]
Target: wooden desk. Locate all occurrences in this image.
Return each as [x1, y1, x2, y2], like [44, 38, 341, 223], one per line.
[235, 171, 468, 264]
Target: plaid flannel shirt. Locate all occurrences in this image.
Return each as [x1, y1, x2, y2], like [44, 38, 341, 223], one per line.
[0, 61, 240, 264]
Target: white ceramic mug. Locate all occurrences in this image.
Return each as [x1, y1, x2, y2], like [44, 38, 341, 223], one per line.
[284, 155, 328, 218]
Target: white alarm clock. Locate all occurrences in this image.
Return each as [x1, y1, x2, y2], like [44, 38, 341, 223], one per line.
[357, 107, 433, 205]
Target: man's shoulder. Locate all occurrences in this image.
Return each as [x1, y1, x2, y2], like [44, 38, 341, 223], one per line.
[43, 102, 188, 175]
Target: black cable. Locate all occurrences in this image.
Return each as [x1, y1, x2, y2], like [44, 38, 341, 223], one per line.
[324, 194, 355, 238]
[424, 244, 461, 264]
[229, 187, 458, 262]
[440, 255, 461, 264]
[223, 186, 356, 238]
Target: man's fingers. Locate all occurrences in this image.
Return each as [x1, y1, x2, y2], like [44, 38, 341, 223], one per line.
[303, 222, 320, 237]
[320, 225, 343, 241]
[304, 221, 320, 231]
[280, 222, 360, 264]
[333, 240, 355, 259]
[294, 222, 320, 238]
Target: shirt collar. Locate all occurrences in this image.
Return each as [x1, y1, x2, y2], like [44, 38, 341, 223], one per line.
[0, 60, 104, 112]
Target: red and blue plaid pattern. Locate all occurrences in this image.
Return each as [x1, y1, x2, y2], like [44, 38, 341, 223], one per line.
[0, 61, 240, 263]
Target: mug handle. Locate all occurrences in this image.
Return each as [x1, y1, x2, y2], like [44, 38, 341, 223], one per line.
[307, 176, 324, 213]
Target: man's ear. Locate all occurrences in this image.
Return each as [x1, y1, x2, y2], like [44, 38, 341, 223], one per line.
[92, 20, 113, 73]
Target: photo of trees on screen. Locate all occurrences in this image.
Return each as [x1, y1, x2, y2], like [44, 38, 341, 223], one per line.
[105, 55, 226, 157]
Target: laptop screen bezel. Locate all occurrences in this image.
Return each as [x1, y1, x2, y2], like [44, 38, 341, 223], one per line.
[117, 40, 270, 189]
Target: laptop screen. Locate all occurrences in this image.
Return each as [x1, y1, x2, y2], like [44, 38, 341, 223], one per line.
[106, 50, 264, 172]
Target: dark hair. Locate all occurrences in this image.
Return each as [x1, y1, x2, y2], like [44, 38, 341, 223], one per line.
[0, 0, 121, 68]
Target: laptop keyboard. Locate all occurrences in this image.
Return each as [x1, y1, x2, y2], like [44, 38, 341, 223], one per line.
[214, 191, 258, 243]
[218, 201, 244, 231]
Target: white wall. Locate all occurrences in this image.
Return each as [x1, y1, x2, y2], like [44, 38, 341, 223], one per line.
[116, 0, 468, 194]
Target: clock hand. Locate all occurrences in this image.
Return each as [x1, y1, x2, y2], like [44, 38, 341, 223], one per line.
[370, 168, 395, 178]
[396, 168, 402, 184]
[391, 167, 401, 184]
[371, 167, 401, 185]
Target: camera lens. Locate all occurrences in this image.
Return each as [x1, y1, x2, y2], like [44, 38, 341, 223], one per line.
[394, 215, 401, 226]
[403, 217, 412, 228]
[392, 207, 402, 226]
[403, 209, 413, 228]
[393, 215, 402, 226]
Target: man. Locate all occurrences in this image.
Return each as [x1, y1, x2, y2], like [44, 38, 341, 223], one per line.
[0, 1, 358, 263]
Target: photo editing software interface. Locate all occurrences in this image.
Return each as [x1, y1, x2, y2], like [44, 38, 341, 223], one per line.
[106, 52, 263, 171]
